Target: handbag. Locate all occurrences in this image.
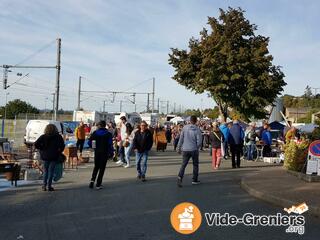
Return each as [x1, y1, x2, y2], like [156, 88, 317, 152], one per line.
[220, 142, 225, 157]
[53, 162, 63, 182]
[58, 153, 66, 163]
[213, 131, 225, 157]
[123, 139, 130, 148]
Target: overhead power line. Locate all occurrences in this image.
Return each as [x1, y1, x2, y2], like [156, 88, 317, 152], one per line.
[14, 39, 56, 66]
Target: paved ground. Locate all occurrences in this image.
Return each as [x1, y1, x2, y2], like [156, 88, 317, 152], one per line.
[241, 167, 320, 216]
[1, 147, 320, 240]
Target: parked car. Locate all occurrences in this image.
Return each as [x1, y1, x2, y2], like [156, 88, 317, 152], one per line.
[24, 120, 65, 146]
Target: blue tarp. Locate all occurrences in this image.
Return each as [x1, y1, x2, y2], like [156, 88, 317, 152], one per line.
[269, 121, 286, 132]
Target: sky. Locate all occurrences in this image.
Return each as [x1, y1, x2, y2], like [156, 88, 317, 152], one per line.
[0, 0, 319, 113]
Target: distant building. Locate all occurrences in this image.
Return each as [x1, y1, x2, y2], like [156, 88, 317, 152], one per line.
[311, 111, 320, 124]
[285, 107, 311, 123]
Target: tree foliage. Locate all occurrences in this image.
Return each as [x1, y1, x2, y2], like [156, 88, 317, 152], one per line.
[183, 109, 202, 118]
[169, 7, 286, 121]
[203, 107, 220, 119]
[282, 92, 320, 109]
[0, 99, 39, 119]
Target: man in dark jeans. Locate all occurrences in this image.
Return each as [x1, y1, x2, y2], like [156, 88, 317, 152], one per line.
[88, 121, 114, 190]
[177, 115, 202, 187]
[228, 120, 245, 168]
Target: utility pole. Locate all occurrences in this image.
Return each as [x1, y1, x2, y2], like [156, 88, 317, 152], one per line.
[54, 38, 61, 121]
[174, 102, 176, 114]
[52, 93, 55, 118]
[2, 67, 10, 89]
[167, 101, 169, 115]
[152, 77, 155, 113]
[103, 100, 106, 112]
[1, 92, 9, 137]
[44, 97, 48, 115]
[77, 76, 82, 110]
[147, 93, 150, 112]
[157, 98, 160, 113]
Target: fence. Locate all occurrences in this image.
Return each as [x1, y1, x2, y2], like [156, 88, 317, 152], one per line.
[0, 113, 73, 149]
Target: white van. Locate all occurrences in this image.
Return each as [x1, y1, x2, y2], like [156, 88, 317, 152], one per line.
[24, 120, 65, 146]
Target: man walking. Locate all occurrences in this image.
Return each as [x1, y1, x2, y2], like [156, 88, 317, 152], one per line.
[219, 122, 230, 159]
[132, 121, 153, 182]
[228, 120, 245, 168]
[245, 122, 257, 161]
[88, 121, 114, 190]
[177, 115, 202, 187]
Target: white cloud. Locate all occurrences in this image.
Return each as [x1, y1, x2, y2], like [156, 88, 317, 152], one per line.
[1, 0, 319, 111]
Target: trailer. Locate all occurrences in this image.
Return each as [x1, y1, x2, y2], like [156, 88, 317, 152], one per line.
[73, 111, 114, 124]
[140, 113, 159, 127]
[114, 112, 142, 126]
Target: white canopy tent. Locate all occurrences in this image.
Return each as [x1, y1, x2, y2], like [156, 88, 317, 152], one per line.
[170, 116, 185, 125]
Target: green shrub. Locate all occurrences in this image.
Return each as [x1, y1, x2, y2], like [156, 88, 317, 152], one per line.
[284, 141, 309, 172]
[311, 127, 320, 141]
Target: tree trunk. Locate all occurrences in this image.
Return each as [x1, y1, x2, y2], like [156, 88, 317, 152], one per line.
[218, 103, 228, 122]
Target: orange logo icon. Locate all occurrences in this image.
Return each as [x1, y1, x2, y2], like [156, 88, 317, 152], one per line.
[170, 202, 202, 235]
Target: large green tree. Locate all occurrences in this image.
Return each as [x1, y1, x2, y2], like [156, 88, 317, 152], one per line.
[169, 7, 286, 121]
[0, 99, 39, 119]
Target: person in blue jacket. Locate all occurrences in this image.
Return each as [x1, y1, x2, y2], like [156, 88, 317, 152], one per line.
[219, 122, 230, 159]
[228, 120, 245, 168]
[262, 124, 272, 157]
[88, 121, 114, 190]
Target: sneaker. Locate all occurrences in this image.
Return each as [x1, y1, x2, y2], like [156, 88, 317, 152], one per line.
[42, 186, 47, 191]
[96, 185, 103, 190]
[137, 175, 141, 179]
[48, 187, 55, 191]
[115, 160, 123, 165]
[177, 177, 182, 188]
[141, 175, 146, 182]
[192, 180, 201, 185]
[89, 181, 94, 189]
[124, 164, 130, 168]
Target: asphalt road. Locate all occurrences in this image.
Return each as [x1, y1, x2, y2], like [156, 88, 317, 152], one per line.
[1, 147, 319, 240]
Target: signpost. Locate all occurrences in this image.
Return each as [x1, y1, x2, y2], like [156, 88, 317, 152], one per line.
[306, 140, 320, 175]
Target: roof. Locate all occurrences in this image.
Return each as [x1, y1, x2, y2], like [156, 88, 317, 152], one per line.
[286, 107, 311, 113]
[312, 111, 320, 117]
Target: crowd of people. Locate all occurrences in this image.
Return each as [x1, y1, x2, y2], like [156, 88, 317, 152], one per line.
[34, 115, 307, 191]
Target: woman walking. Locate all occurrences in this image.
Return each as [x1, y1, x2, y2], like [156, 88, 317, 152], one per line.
[35, 124, 65, 191]
[123, 123, 135, 168]
[154, 126, 167, 151]
[209, 123, 224, 170]
[172, 124, 183, 151]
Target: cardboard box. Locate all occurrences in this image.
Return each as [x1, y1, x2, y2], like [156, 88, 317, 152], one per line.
[263, 157, 281, 164]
